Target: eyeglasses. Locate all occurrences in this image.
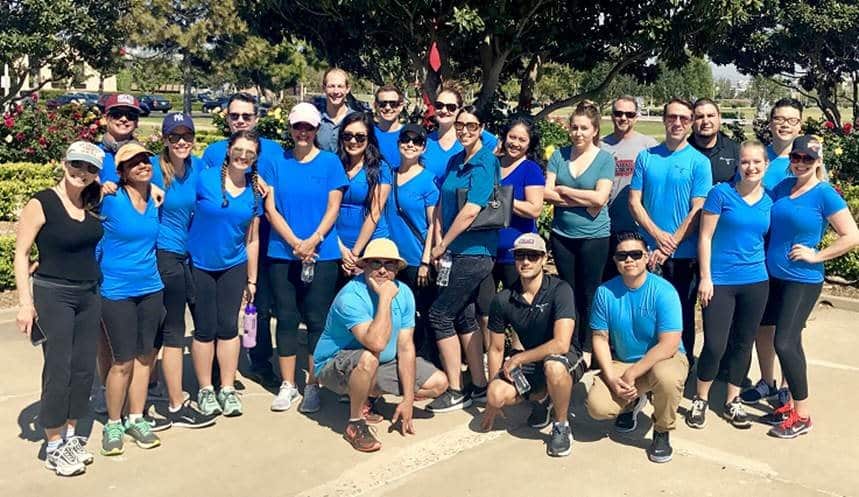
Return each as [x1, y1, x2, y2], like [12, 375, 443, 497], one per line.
[613, 111, 637, 119]
[513, 251, 543, 262]
[772, 116, 801, 126]
[166, 132, 194, 144]
[454, 121, 481, 133]
[341, 132, 368, 144]
[398, 134, 425, 147]
[228, 112, 255, 122]
[291, 122, 316, 132]
[230, 147, 258, 161]
[789, 153, 817, 165]
[376, 100, 401, 109]
[69, 161, 100, 174]
[664, 114, 692, 124]
[107, 109, 139, 121]
[433, 101, 459, 113]
[613, 250, 645, 262]
[364, 260, 400, 271]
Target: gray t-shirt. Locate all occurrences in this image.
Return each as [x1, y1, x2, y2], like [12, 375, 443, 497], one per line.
[600, 132, 659, 233]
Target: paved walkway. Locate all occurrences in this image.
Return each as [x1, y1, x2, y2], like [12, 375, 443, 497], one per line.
[0, 305, 856, 497]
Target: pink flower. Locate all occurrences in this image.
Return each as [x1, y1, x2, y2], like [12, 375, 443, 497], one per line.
[3, 116, 13, 128]
[31, 93, 39, 103]
[15, 132, 25, 141]
[15, 104, 23, 114]
[824, 121, 835, 129]
[25, 147, 34, 155]
[38, 136, 47, 146]
[843, 122, 853, 134]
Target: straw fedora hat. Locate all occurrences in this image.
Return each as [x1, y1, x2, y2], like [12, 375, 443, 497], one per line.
[356, 238, 407, 270]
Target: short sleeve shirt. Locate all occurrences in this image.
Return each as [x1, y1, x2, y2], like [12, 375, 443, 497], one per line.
[337, 162, 392, 250]
[547, 147, 615, 239]
[423, 130, 499, 179]
[762, 145, 793, 191]
[375, 125, 401, 169]
[152, 155, 202, 255]
[384, 168, 439, 266]
[600, 132, 659, 234]
[497, 160, 545, 263]
[317, 107, 357, 153]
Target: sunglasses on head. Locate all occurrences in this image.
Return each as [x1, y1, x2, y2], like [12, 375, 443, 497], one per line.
[108, 109, 139, 121]
[398, 134, 425, 146]
[69, 161, 100, 174]
[291, 122, 316, 132]
[613, 110, 637, 119]
[230, 147, 257, 161]
[342, 132, 367, 144]
[364, 260, 400, 271]
[228, 112, 255, 122]
[166, 132, 194, 144]
[454, 121, 481, 133]
[613, 250, 645, 262]
[376, 100, 400, 109]
[433, 101, 459, 113]
[513, 251, 543, 262]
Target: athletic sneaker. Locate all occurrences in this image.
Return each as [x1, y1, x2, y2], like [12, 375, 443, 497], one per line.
[100, 421, 125, 456]
[168, 401, 217, 429]
[546, 422, 573, 457]
[124, 418, 161, 449]
[469, 384, 488, 404]
[426, 388, 472, 413]
[217, 388, 243, 417]
[647, 431, 673, 463]
[90, 385, 107, 415]
[768, 410, 812, 439]
[343, 419, 381, 452]
[299, 384, 322, 413]
[64, 436, 94, 465]
[271, 382, 300, 412]
[362, 398, 384, 424]
[686, 396, 708, 429]
[770, 387, 791, 409]
[740, 379, 778, 404]
[722, 397, 752, 429]
[197, 387, 222, 417]
[615, 396, 647, 433]
[45, 442, 85, 476]
[527, 397, 553, 429]
[759, 402, 794, 426]
[145, 414, 172, 432]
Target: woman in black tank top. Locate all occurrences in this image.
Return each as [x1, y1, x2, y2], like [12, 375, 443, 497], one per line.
[14, 141, 104, 477]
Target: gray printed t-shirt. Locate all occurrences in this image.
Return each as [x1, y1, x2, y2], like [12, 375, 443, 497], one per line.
[600, 132, 659, 233]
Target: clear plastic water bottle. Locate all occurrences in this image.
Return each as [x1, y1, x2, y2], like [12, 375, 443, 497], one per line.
[242, 304, 257, 348]
[301, 259, 315, 283]
[436, 252, 453, 287]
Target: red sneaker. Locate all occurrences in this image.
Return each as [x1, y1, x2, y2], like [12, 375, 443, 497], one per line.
[344, 419, 382, 452]
[768, 410, 812, 439]
[759, 402, 793, 426]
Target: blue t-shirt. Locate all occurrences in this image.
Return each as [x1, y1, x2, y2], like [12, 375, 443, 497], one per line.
[548, 147, 615, 239]
[338, 162, 392, 250]
[98, 188, 163, 300]
[374, 125, 401, 169]
[201, 137, 285, 174]
[439, 145, 500, 256]
[98, 143, 164, 186]
[763, 145, 793, 191]
[497, 159, 544, 263]
[630, 143, 712, 259]
[702, 183, 773, 285]
[261, 150, 349, 261]
[151, 155, 202, 255]
[590, 273, 685, 363]
[313, 276, 416, 377]
[187, 166, 262, 271]
[423, 130, 498, 179]
[385, 168, 439, 267]
[767, 179, 847, 283]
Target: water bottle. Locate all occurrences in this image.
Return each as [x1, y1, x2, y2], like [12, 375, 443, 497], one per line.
[301, 259, 315, 283]
[436, 252, 453, 287]
[242, 304, 257, 348]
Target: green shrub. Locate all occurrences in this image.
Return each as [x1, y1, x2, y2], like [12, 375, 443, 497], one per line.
[0, 236, 16, 290]
[0, 163, 61, 220]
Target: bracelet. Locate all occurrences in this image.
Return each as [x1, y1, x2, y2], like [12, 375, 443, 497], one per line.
[247, 280, 257, 285]
[419, 262, 430, 267]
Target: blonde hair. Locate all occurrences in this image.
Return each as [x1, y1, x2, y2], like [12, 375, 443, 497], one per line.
[739, 140, 768, 162]
[322, 67, 350, 87]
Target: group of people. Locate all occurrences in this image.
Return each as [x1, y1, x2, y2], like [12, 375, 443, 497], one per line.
[14, 67, 859, 477]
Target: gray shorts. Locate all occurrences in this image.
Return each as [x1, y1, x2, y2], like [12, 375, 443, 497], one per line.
[317, 349, 439, 396]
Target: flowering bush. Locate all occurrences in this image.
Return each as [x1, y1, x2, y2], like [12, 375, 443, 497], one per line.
[801, 118, 859, 184]
[1, 94, 106, 163]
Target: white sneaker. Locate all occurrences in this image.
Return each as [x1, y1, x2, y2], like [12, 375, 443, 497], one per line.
[64, 436, 94, 465]
[271, 382, 300, 412]
[45, 442, 85, 477]
[299, 384, 322, 413]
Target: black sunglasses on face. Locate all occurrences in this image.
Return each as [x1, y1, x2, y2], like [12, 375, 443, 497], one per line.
[454, 122, 481, 133]
[433, 101, 459, 113]
[291, 122, 316, 132]
[513, 251, 543, 262]
[377, 100, 400, 109]
[108, 109, 139, 121]
[365, 260, 400, 271]
[69, 161, 100, 174]
[789, 153, 816, 165]
[228, 112, 255, 122]
[613, 250, 645, 262]
[398, 134, 425, 146]
[342, 132, 368, 144]
[166, 132, 195, 144]
[613, 111, 637, 119]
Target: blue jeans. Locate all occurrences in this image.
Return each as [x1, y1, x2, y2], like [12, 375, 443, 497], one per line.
[428, 255, 494, 340]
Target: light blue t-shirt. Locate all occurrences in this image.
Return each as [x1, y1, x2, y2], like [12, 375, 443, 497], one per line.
[187, 166, 262, 271]
[98, 188, 163, 300]
[630, 143, 712, 259]
[261, 150, 349, 261]
[548, 147, 615, 239]
[423, 130, 498, 179]
[590, 273, 685, 363]
[767, 178, 847, 283]
[703, 182, 773, 285]
[763, 145, 793, 191]
[385, 168, 439, 267]
[98, 143, 164, 186]
[313, 276, 416, 377]
[497, 160, 544, 263]
[439, 145, 500, 256]
[374, 124, 402, 169]
[338, 162, 392, 250]
[151, 155, 202, 255]
[201, 137, 285, 174]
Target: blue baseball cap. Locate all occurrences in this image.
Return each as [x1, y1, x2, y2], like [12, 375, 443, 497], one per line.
[162, 113, 195, 136]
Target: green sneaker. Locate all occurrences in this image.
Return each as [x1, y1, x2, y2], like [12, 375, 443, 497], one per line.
[217, 388, 243, 417]
[124, 418, 161, 449]
[100, 422, 125, 456]
[197, 387, 222, 417]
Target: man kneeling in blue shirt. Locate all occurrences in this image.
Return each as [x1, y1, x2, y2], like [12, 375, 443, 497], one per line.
[586, 231, 689, 463]
[314, 239, 448, 452]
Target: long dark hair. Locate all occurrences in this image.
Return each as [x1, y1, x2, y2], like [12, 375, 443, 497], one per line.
[337, 112, 383, 217]
[500, 116, 542, 162]
[220, 129, 262, 209]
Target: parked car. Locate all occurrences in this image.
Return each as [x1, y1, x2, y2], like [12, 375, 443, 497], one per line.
[76, 92, 100, 107]
[202, 96, 229, 113]
[139, 95, 172, 113]
[46, 93, 91, 109]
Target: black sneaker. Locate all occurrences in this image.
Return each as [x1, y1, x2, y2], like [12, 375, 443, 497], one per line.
[168, 401, 217, 429]
[768, 411, 812, 439]
[546, 422, 573, 457]
[527, 397, 553, 429]
[615, 396, 647, 433]
[722, 397, 752, 429]
[647, 431, 673, 463]
[426, 388, 472, 413]
[759, 403, 793, 426]
[469, 384, 488, 404]
[145, 414, 173, 432]
[685, 396, 708, 429]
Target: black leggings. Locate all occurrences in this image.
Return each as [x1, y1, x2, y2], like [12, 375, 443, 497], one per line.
[762, 277, 822, 401]
[270, 259, 339, 357]
[191, 263, 247, 342]
[399, 265, 439, 360]
[476, 263, 520, 316]
[698, 281, 769, 385]
[661, 258, 698, 364]
[33, 280, 100, 429]
[156, 250, 194, 348]
[550, 233, 609, 352]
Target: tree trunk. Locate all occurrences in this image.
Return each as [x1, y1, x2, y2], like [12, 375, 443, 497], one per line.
[182, 53, 193, 115]
[474, 38, 509, 115]
[516, 54, 541, 114]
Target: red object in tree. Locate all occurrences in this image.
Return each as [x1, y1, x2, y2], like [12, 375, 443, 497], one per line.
[428, 42, 441, 72]
[824, 120, 835, 129]
[843, 122, 853, 134]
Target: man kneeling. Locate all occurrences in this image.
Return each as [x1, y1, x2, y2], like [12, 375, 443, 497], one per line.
[314, 239, 448, 452]
[481, 234, 585, 457]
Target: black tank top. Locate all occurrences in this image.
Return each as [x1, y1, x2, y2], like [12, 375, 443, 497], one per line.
[33, 189, 103, 282]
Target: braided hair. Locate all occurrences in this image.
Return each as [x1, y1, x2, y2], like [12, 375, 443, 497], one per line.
[221, 129, 262, 208]
[337, 112, 383, 220]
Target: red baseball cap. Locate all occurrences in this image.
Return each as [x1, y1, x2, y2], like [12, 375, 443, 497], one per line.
[104, 93, 141, 113]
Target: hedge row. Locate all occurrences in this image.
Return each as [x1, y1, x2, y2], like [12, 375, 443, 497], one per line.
[0, 163, 60, 220]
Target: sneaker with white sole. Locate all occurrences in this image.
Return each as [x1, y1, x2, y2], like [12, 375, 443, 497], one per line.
[686, 396, 708, 429]
[197, 387, 222, 417]
[546, 422, 573, 457]
[271, 382, 301, 412]
[64, 436, 93, 465]
[615, 396, 647, 433]
[426, 388, 472, 413]
[527, 396, 553, 429]
[299, 384, 322, 413]
[45, 441, 85, 477]
[723, 396, 752, 429]
[217, 388, 243, 417]
[168, 400, 217, 428]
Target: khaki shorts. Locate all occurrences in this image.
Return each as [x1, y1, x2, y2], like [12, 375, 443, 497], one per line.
[317, 349, 439, 396]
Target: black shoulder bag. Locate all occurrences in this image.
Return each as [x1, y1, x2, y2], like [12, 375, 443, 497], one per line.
[456, 162, 513, 231]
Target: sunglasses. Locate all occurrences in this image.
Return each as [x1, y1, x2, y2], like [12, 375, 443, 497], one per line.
[513, 251, 543, 262]
[230, 147, 258, 161]
[166, 132, 195, 144]
[454, 121, 481, 133]
[69, 161, 100, 175]
[291, 122, 316, 132]
[228, 112, 255, 122]
[664, 114, 692, 124]
[433, 101, 459, 113]
[108, 109, 139, 121]
[613, 111, 637, 119]
[398, 134, 425, 147]
[789, 153, 817, 165]
[342, 132, 368, 144]
[613, 250, 645, 262]
[364, 260, 400, 271]
[376, 100, 401, 109]
[772, 116, 801, 126]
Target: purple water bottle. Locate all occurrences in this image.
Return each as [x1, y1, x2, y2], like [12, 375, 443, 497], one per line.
[242, 304, 257, 348]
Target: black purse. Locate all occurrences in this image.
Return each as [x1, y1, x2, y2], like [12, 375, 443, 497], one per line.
[456, 163, 513, 231]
